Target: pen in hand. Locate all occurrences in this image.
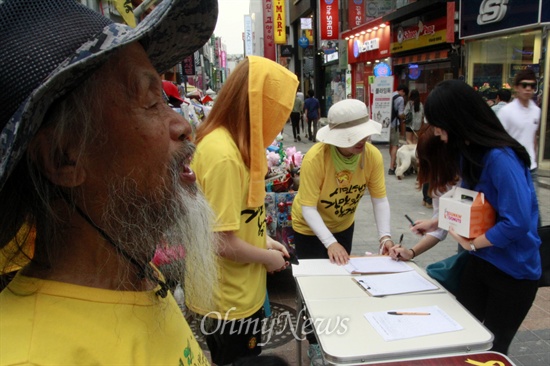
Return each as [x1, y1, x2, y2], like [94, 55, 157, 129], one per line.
[405, 214, 415, 226]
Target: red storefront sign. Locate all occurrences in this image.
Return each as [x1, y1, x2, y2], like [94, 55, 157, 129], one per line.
[320, 0, 339, 40]
[349, 0, 363, 29]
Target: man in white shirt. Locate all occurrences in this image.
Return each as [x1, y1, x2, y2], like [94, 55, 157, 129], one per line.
[497, 69, 541, 218]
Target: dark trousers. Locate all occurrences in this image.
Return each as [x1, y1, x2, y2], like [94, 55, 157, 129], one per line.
[294, 224, 354, 344]
[456, 255, 538, 355]
[422, 183, 432, 205]
[290, 112, 301, 139]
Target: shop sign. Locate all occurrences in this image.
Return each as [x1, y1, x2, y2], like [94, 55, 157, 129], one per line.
[353, 38, 380, 58]
[280, 45, 293, 57]
[320, 0, 339, 40]
[373, 62, 391, 77]
[298, 36, 309, 48]
[391, 17, 447, 53]
[324, 52, 339, 63]
[263, 0, 276, 60]
[349, 0, 364, 28]
[274, 0, 286, 44]
[460, 0, 541, 39]
[510, 64, 540, 78]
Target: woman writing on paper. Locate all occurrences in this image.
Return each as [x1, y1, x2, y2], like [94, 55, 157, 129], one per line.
[390, 126, 457, 262]
[401, 80, 540, 355]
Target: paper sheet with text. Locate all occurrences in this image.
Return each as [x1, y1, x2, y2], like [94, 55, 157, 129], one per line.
[365, 306, 463, 341]
[344, 256, 414, 274]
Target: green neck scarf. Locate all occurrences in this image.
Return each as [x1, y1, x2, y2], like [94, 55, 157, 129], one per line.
[330, 145, 360, 173]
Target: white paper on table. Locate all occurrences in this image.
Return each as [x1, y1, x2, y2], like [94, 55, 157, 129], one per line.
[353, 271, 438, 296]
[343, 256, 414, 274]
[365, 306, 463, 341]
[291, 259, 350, 277]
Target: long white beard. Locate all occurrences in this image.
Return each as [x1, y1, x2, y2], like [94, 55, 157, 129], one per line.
[101, 144, 217, 310]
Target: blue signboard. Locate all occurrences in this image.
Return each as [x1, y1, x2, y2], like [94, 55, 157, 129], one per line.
[460, 0, 541, 39]
[298, 36, 309, 48]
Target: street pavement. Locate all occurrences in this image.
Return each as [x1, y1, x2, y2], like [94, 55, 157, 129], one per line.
[261, 122, 550, 365]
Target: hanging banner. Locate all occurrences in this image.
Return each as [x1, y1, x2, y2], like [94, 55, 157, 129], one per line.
[244, 15, 253, 56]
[370, 76, 394, 143]
[263, 0, 276, 60]
[274, 0, 286, 44]
[349, 0, 363, 29]
[320, 0, 339, 40]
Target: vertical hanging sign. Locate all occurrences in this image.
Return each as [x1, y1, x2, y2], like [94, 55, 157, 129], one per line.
[348, 0, 363, 29]
[320, 0, 339, 40]
[263, 0, 276, 60]
[274, 0, 286, 44]
[244, 15, 253, 56]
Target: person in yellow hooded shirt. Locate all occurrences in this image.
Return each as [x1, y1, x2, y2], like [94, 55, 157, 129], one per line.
[189, 56, 298, 365]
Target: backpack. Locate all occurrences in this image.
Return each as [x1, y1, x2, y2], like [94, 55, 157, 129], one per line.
[390, 94, 400, 123]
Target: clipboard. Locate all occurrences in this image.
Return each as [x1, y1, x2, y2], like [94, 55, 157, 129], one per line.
[352, 271, 439, 297]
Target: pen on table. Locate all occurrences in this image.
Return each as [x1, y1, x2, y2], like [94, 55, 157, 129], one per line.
[387, 311, 431, 316]
[405, 214, 416, 226]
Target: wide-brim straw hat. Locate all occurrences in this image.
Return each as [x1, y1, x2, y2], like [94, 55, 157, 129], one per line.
[0, 0, 218, 191]
[316, 99, 382, 148]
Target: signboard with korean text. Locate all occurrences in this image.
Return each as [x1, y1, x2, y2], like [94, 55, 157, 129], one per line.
[391, 17, 448, 53]
[320, 0, 339, 40]
[274, 0, 286, 44]
[349, 0, 363, 29]
[370, 76, 393, 143]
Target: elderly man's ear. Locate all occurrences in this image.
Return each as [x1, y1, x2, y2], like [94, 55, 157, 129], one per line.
[30, 129, 87, 188]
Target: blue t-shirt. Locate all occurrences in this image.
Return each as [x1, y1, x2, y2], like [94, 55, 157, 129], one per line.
[304, 97, 320, 120]
[465, 147, 541, 280]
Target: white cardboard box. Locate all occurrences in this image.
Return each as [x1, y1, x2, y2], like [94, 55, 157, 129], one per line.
[438, 186, 496, 238]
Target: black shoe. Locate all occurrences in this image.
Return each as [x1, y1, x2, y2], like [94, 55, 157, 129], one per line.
[297, 135, 301, 141]
[388, 168, 396, 175]
[294, 138, 297, 142]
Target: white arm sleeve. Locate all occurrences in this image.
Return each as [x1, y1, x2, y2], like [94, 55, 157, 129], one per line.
[371, 196, 391, 239]
[302, 205, 337, 249]
[427, 197, 448, 241]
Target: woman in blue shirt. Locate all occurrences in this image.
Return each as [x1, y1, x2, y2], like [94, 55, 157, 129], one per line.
[423, 80, 541, 355]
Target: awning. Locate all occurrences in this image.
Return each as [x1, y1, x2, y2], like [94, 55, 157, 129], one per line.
[393, 50, 449, 65]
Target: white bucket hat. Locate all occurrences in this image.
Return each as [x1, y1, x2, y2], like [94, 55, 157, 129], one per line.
[316, 99, 381, 148]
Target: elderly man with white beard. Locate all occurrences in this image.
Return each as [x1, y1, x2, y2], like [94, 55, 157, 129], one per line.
[0, 0, 219, 365]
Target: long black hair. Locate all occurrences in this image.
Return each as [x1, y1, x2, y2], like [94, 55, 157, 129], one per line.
[409, 89, 420, 113]
[424, 80, 530, 188]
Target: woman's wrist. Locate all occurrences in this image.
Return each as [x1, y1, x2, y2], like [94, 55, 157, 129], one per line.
[409, 248, 416, 258]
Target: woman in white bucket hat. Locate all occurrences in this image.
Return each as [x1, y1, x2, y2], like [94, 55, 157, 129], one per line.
[291, 99, 395, 262]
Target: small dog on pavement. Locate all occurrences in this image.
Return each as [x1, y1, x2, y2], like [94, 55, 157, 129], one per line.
[395, 144, 418, 180]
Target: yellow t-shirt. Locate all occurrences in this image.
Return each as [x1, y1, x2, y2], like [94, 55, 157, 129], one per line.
[0, 274, 208, 366]
[292, 143, 386, 235]
[189, 127, 266, 319]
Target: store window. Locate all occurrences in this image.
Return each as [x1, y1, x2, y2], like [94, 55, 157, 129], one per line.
[466, 31, 542, 104]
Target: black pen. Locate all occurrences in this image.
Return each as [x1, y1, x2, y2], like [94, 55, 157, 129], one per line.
[399, 234, 404, 244]
[405, 214, 416, 226]
[387, 311, 430, 316]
